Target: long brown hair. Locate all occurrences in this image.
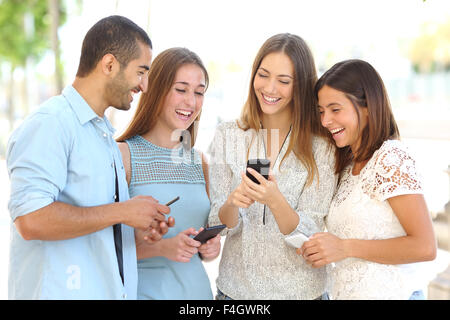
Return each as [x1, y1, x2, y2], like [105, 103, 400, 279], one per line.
[314, 59, 400, 174]
[239, 33, 327, 186]
[116, 47, 209, 146]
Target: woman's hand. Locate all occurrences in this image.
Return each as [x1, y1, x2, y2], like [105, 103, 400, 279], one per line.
[225, 174, 255, 209]
[242, 168, 283, 209]
[136, 216, 176, 245]
[198, 227, 222, 262]
[296, 232, 349, 268]
[162, 227, 202, 263]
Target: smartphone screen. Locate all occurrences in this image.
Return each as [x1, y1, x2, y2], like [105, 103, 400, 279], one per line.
[246, 159, 270, 184]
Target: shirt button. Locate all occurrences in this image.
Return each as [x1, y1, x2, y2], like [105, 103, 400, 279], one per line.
[122, 293, 127, 299]
[103, 133, 107, 138]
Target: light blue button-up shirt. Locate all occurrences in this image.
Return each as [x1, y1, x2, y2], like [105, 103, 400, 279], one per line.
[6, 85, 137, 299]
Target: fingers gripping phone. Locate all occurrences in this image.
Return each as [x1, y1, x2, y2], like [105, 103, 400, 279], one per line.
[193, 224, 226, 244]
[246, 159, 271, 184]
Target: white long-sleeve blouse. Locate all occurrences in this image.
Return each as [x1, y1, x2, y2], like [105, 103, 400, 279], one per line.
[207, 121, 337, 299]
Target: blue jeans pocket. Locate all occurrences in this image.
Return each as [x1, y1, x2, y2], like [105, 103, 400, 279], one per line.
[215, 289, 233, 300]
[409, 290, 425, 300]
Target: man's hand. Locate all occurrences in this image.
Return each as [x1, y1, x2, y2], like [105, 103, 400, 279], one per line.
[121, 195, 170, 230]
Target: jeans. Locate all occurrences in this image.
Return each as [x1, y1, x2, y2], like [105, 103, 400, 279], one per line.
[409, 290, 425, 300]
[215, 289, 329, 300]
[215, 289, 234, 300]
[315, 292, 329, 300]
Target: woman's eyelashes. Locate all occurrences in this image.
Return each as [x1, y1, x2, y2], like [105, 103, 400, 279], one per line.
[257, 73, 291, 84]
[318, 107, 341, 115]
[256, 73, 291, 85]
[175, 87, 204, 96]
[257, 72, 268, 78]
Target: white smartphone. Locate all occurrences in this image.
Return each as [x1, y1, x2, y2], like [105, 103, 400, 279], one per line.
[285, 233, 309, 248]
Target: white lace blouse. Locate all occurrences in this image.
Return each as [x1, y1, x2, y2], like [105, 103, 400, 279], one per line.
[207, 121, 337, 299]
[326, 139, 425, 300]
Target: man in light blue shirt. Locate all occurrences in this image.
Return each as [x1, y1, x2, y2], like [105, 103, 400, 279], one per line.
[6, 15, 172, 299]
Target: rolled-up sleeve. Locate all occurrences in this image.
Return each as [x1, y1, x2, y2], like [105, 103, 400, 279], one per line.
[7, 113, 69, 221]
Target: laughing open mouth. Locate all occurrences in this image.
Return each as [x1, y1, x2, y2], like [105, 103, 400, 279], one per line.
[261, 93, 281, 104]
[330, 127, 345, 136]
[175, 109, 194, 119]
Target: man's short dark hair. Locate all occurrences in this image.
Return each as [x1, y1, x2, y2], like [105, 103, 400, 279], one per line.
[76, 15, 152, 77]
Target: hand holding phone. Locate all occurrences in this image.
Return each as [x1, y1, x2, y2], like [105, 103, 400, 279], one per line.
[246, 159, 271, 184]
[163, 196, 178, 226]
[163, 228, 201, 263]
[142, 196, 178, 243]
[193, 224, 226, 244]
[197, 227, 222, 261]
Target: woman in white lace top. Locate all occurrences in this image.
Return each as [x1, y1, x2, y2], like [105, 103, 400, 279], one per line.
[208, 34, 337, 300]
[300, 59, 436, 299]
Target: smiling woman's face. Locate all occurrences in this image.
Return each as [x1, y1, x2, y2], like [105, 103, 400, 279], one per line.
[253, 51, 294, 118]
[318, 85, 368, 152]
[158, 63, 206, 132]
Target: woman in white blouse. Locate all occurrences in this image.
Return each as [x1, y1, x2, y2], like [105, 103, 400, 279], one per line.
[207, 33, 337, 300]
[300, 59, 436, 299]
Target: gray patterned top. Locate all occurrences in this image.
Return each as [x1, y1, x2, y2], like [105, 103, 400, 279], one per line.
[207, 121, 337, 299]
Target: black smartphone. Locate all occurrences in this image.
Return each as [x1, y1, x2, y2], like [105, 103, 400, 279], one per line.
[193, 224, 226, 244]
[246, 159, 271, 184]
[165, 196, 180, 206]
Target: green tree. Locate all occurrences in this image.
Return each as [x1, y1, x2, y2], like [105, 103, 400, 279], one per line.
[409, 19, 450, 73]
[49, 0, 64, 94]
[0, 0, 66, 132]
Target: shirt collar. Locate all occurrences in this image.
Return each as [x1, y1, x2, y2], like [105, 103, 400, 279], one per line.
[62, 85, 116, 134]
[62, 85, 99, 125]
[103, 115, 116, 134]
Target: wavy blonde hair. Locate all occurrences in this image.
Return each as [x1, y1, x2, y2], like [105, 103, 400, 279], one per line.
[239, 33, 327, 186]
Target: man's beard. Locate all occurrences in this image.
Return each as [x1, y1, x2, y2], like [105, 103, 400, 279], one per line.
[105, 70, 133, 111]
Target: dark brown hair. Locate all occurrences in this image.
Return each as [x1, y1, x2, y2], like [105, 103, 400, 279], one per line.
[314, 59, 400, 174]
[76, 15, 152, 77]
[239, 33, 327, 186]
[116, 47, 208, 147]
